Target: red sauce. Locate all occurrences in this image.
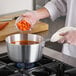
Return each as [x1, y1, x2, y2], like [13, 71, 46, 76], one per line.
[11, 40, 39, 45]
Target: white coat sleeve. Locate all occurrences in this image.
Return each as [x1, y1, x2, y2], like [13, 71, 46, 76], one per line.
[44, 0, 67, 21]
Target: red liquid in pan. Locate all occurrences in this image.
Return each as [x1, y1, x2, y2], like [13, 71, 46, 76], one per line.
[11, 40, 39, 45]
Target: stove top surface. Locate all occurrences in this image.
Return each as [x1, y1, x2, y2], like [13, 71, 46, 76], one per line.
[0, 53, 76, 76]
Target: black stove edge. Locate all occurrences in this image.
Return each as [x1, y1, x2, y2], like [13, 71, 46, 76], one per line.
[0, 52, 7, 57]
[43, 47, 76, 68]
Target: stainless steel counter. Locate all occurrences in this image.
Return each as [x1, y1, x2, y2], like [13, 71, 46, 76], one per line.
[43, 47, 76, 68]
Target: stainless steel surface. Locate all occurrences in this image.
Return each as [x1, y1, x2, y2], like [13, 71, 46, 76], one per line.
[5, 33, 44, 63]
[43, 47, 76, 67]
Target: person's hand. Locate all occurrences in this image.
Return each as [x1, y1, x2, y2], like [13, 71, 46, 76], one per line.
[58, 30, 76, 45]
[21, 8, 50, 28]
[22, 11, 39, 28]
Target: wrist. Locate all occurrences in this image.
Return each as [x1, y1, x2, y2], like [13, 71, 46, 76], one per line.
[33, 7, 50, 20]
[32, 11, 41, 21]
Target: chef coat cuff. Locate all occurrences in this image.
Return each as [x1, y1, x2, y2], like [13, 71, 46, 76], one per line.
[44, 2, 61, 21]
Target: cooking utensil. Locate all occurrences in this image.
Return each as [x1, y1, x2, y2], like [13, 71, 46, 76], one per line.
[0, 16, 19, 22]
[5, 33, 44, 63]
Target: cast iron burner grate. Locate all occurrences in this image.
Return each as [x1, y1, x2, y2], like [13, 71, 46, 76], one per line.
[0, 68, 14, 76]
[0, 54, 75, 76]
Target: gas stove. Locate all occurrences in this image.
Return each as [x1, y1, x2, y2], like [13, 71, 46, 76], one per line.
[0, 52, 76, 76]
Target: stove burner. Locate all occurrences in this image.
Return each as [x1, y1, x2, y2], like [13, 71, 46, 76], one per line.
[0, 54, 75, 76]
[16, 63, 35, 69]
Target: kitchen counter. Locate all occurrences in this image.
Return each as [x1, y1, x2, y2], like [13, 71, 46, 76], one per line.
[43, 47, 76, 68]
[0, 41, 7, 54]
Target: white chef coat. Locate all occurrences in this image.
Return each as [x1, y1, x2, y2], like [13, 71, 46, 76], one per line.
[44, 0, 76, 58]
